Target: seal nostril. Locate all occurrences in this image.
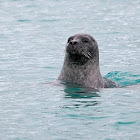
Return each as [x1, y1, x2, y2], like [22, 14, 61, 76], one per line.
[73, 41, 78, 45]
[69, 40, 78, 45]
[69, 41, 73, 45]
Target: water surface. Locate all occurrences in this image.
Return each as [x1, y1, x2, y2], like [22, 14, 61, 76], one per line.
[0, 0, 140, 139]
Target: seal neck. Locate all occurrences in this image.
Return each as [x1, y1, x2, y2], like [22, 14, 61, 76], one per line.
[58, 58, 103, 88]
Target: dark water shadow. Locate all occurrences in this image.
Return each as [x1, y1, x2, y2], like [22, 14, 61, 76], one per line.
[61, 82, 100, 99]
[44, 80, 100, 108]
[44, 80, 99, 99]
[60, 82, 100, 108]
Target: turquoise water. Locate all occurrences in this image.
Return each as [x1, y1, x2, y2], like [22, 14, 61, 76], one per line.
[0, 0, 140, 139]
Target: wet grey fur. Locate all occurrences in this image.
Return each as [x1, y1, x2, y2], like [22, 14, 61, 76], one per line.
[58, 34, 119, 89]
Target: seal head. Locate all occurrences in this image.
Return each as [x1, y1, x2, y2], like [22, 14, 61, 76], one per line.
[66, 34, 99, 65]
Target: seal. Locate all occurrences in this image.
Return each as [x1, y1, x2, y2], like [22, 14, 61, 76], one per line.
[57, 34, 119, 88]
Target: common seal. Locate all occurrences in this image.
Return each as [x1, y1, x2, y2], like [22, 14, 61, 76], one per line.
[57, 34, 119, 89]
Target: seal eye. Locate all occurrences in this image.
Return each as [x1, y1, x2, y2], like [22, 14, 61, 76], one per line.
[82, 38, 89, 43]
[68, 37, 74, 43]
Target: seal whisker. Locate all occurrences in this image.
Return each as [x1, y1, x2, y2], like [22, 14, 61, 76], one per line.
[84, 51, 92, 58]
[87, 52, 92, 57]
[82, 52, 90, 58]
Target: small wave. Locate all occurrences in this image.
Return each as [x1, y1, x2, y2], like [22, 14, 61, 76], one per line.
[17, 19, 31, 22]
[114, 121, 137, 126]
[104, 71, 140, 86]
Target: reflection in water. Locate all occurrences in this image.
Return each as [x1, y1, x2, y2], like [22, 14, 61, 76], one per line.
[62, 82, 100, 99]
[62, 100, 99, 108]
[61, 82, 100, 108]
